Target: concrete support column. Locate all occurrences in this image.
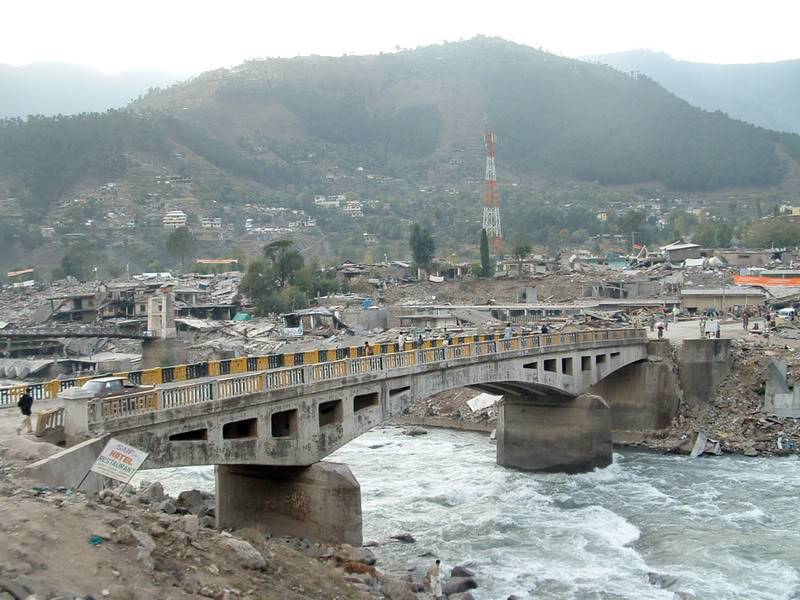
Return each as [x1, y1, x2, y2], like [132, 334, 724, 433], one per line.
[215, 461, 363, 546]
[496, 392, 612, 473]
[678, 339, 731, 409]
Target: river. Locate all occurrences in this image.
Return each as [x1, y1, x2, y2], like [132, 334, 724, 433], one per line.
[138, 426, 800, 599]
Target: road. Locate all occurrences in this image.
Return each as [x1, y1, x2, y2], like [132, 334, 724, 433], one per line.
[644, 316, 800, 349]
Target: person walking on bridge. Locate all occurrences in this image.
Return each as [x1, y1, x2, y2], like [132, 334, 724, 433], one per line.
[16, 387, 33, 435]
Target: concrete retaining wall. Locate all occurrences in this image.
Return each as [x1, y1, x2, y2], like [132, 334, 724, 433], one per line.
[26, 434, 110, 493]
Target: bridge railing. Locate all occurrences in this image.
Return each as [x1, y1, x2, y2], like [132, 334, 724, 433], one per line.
[160, 381, 214, 410]
[80, 327, 646, 425]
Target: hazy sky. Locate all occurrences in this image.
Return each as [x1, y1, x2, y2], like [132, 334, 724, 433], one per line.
[3, 0, 799, 74]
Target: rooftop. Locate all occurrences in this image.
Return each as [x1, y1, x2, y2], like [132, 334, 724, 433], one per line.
[681, 287, 765, 296]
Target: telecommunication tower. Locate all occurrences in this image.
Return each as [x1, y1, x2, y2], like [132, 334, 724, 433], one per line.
[482, 132, 502, 252]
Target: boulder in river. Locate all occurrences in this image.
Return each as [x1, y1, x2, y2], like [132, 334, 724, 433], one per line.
[390, 533, 416, 543]
[444, 576, 478, 594]
[402, 427, 428, 437]
[451, 565, 476, 578]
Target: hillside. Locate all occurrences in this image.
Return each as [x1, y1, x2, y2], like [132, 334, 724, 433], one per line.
[0, 62, 183, 119]
[132, 37, 800, 191]
[2, 38, 800, 275]
[585, 50, 800, 134]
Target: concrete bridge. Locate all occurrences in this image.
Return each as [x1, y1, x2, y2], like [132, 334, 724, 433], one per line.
[36, 328, 650, 544]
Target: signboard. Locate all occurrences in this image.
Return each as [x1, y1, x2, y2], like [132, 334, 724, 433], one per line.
[90, 438, 148, 484]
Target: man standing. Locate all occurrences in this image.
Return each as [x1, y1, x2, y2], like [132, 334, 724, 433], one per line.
[397, 332, 406, 352]
[426, 559, 444, 599]
[16, 388, 34, 435]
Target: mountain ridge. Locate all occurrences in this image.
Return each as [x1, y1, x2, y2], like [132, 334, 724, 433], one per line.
[584, 49, 800, 134]
[0, 61, 185, 119]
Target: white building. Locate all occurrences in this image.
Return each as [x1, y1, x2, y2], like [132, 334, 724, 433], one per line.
[200, 216, 222, 229]
[162, 210, 188, 229]
[343, 200, 363, 218]
[314, 195, 341, 208]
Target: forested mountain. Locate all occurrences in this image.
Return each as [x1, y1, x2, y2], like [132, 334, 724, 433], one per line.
[2, 38, 800, 224]
[585, 50, 800, 134]
[134, 38, 800, 190]
[0, 62, 182, 118]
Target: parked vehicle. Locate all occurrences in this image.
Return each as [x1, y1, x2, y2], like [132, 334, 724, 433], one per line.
[80, 376, 150, 398]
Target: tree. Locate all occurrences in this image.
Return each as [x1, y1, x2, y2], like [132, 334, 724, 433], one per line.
[480, 229, 494, 278]
[512, 239, 532, 278]
[409, 223, 435, 270]
[263, 239, 304, 287]
[60, 240, 95, 280]
[166, 226, 194, 269]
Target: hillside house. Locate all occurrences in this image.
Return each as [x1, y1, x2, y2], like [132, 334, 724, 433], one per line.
[163, 210, 188, 229]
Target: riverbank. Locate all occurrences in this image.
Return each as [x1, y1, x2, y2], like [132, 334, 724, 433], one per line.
[0, 431, 433, 600]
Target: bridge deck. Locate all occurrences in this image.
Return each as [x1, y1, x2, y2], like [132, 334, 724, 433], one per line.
[87, 328, 647, 428]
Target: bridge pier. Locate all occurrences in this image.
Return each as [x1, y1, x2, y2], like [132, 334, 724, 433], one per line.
[496, 392, 612, 473]
[215, 462, 362, 546]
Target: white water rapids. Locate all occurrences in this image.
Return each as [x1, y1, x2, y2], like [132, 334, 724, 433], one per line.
[137, 426, 800, 599]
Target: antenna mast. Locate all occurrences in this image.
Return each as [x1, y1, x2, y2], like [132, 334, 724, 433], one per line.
[482, 132, 502, 252]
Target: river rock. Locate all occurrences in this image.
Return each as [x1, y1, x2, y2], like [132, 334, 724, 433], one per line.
[379, 576, 416, 600]
[335, 544, 376, 565]
[451, 565, 475, 578]
[402, 427, 428, 437]
[221, 538, 267, 570]
[390, 533, 416, 543]
[157, 498, 177, 514]
[181, 514, 200, 539]
[112, 525, 136, 545]
[177, 489, 208, 514]
[137, 481, 165, 503]
[200, 515, 216, 529]
[444, 577, 478, 595]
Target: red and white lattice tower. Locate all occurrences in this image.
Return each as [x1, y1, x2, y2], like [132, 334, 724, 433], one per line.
[482, 132, 502, 252]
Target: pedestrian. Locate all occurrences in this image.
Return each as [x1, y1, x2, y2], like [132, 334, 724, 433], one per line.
[649, 314, 655, 332]
[656, 320, 665, 339]
[715, 319, 721, 339]
[16, 387, 34, 435]
[704, 318, 715, 339]
[742, 313, 749, 330]
[426, 559, 444, 599]
[364, 341, 374, 356]
[416, 333, 424, 349]
[699, 317, 706, 338]
[540, 323, 549, 334]
[398, 332, 406, 352]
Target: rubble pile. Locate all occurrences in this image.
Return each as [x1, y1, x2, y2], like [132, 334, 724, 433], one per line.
[641, 339, 800, 456]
